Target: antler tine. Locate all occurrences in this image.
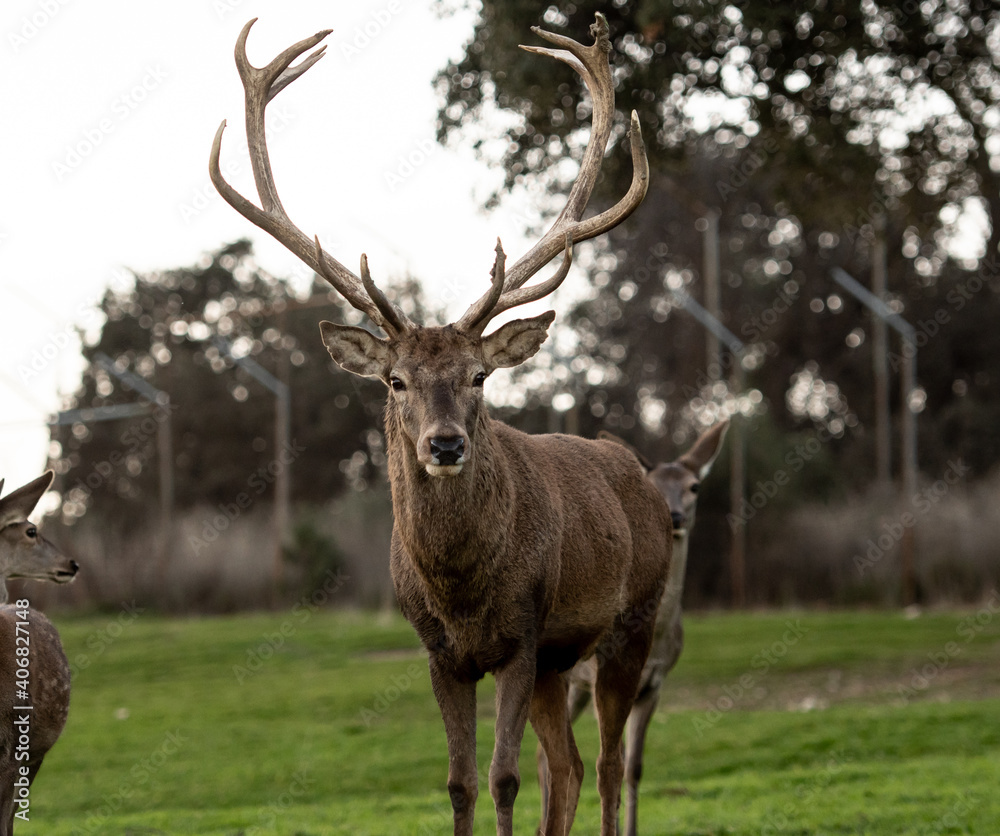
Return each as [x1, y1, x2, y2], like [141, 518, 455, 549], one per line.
[359, 252, 409, 338]
[487, 234, 575, 332]
[210, 20, 414, 335]
[456, 239, 508, 335]
[456, 13, 648, 335]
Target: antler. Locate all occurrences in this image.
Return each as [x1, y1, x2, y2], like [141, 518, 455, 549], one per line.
[209, 19, 415, 337]
[455, 13, 649, 335]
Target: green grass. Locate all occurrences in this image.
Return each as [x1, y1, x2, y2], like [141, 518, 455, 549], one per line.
[19, 605, 1000, 834]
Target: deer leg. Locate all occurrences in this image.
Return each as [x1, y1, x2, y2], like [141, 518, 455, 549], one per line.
[490, 648, 535, 836]
[530, 669, 585, 836]
[567, 675, 593, 723]
[536, 741, 549, 836]
[622, 679, 661, 836]
[428, 657, 479, 836]
[538, 672, 591, 834]
[593, 622, 654, 836]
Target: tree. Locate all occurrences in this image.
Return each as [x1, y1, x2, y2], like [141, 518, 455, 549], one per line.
[49, 241, 393, 530]
[439, 1, 1000, 261]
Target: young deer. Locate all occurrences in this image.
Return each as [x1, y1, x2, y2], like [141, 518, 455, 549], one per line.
[0, 472, 78, 834]
[210, 14, 668, 836]
[545, 421, 728, 836]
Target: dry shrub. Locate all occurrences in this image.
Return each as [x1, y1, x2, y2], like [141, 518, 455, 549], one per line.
[756, 471, 1000, 606]
[28, 490, 395, 614]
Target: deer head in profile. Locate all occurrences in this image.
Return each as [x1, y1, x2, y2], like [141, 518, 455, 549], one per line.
[0, 473, 78, 603]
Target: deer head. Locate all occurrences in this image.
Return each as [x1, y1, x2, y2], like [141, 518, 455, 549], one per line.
[210, 14, 648, 477]
[0, 472, 79, 602]
[649, 420, 728, 535]
[600, 420, 729, 536]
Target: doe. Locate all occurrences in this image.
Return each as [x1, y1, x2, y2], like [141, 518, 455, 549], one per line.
[0, 472, 78, 834]
[545, 420, 728, 836]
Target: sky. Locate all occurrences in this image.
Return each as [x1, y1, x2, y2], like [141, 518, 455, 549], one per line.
[1, 0, 567, 489]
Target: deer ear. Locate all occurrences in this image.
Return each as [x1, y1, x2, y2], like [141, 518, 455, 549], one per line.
[0, 471, 54, 527]
[319, 322, 394, 380]
[678, 420, 729, 478]
[481, 311, 555, 371]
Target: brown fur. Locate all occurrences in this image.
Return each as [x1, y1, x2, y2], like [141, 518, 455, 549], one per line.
[319, 323, 672, 835]
[209, 13, 657, 832]
[547, 421, 728, 836]
[0, 473, 77, 834]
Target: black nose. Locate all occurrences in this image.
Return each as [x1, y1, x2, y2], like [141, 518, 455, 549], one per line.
[430, 436, 465, 466]
[671, 511, 686, 529]
[69, 561, 80, 573]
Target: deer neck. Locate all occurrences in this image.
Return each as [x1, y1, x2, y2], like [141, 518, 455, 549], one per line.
[384, 401, 514, 577]
[658, 533, 690, 620]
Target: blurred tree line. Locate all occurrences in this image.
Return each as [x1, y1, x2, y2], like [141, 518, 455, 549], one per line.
[434, 0, 1000, 602]
[48, 240, 398, 529]
[48, 1, 1000, 607]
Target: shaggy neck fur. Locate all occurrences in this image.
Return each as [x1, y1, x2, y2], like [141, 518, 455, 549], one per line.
[385, 398, 515, 618]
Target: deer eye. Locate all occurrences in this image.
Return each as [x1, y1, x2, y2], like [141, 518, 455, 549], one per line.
[25, 527, 37, 539]
[389, 376, 406, 392]
[473, 371, 487, 387]
[689, 484, 700, 495]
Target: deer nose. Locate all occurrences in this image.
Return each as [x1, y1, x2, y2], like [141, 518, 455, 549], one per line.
[430, 436, 465, 466]
[69, 560, 80, 574]
[671, 511, 686, 530]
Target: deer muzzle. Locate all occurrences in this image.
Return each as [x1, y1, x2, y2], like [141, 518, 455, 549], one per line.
[54, 560, 80, 583]
[422, 434, 467, 477]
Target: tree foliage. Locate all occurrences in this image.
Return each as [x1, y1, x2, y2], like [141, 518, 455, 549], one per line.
[48, 241, 394, 530]
[438, 1, 1000, 481]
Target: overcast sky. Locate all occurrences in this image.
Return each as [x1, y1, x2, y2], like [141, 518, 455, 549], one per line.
[1, 0, 571, 489]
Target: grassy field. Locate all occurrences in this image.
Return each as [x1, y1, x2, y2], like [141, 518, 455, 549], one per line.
[18, 602, 1000, 835]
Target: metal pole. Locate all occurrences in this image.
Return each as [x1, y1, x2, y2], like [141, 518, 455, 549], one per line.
[729, 363, 746, 608]
[900, 341, 918, 605]
[829, 268, 919, 605]
[703, 211, 721, 376]
[157, 399, 174, 571]
[871, 229, 891, 486]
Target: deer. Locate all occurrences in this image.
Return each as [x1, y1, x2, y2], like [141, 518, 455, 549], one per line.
[0, 472, 79, 834]
[539, 420, 728, 835]
[209, 13, 669, 836]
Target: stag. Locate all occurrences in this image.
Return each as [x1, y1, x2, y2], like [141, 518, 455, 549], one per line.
[540, 421, 728, 835]
[210, 14, 667, 835]
[0, 472, 78, 834]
